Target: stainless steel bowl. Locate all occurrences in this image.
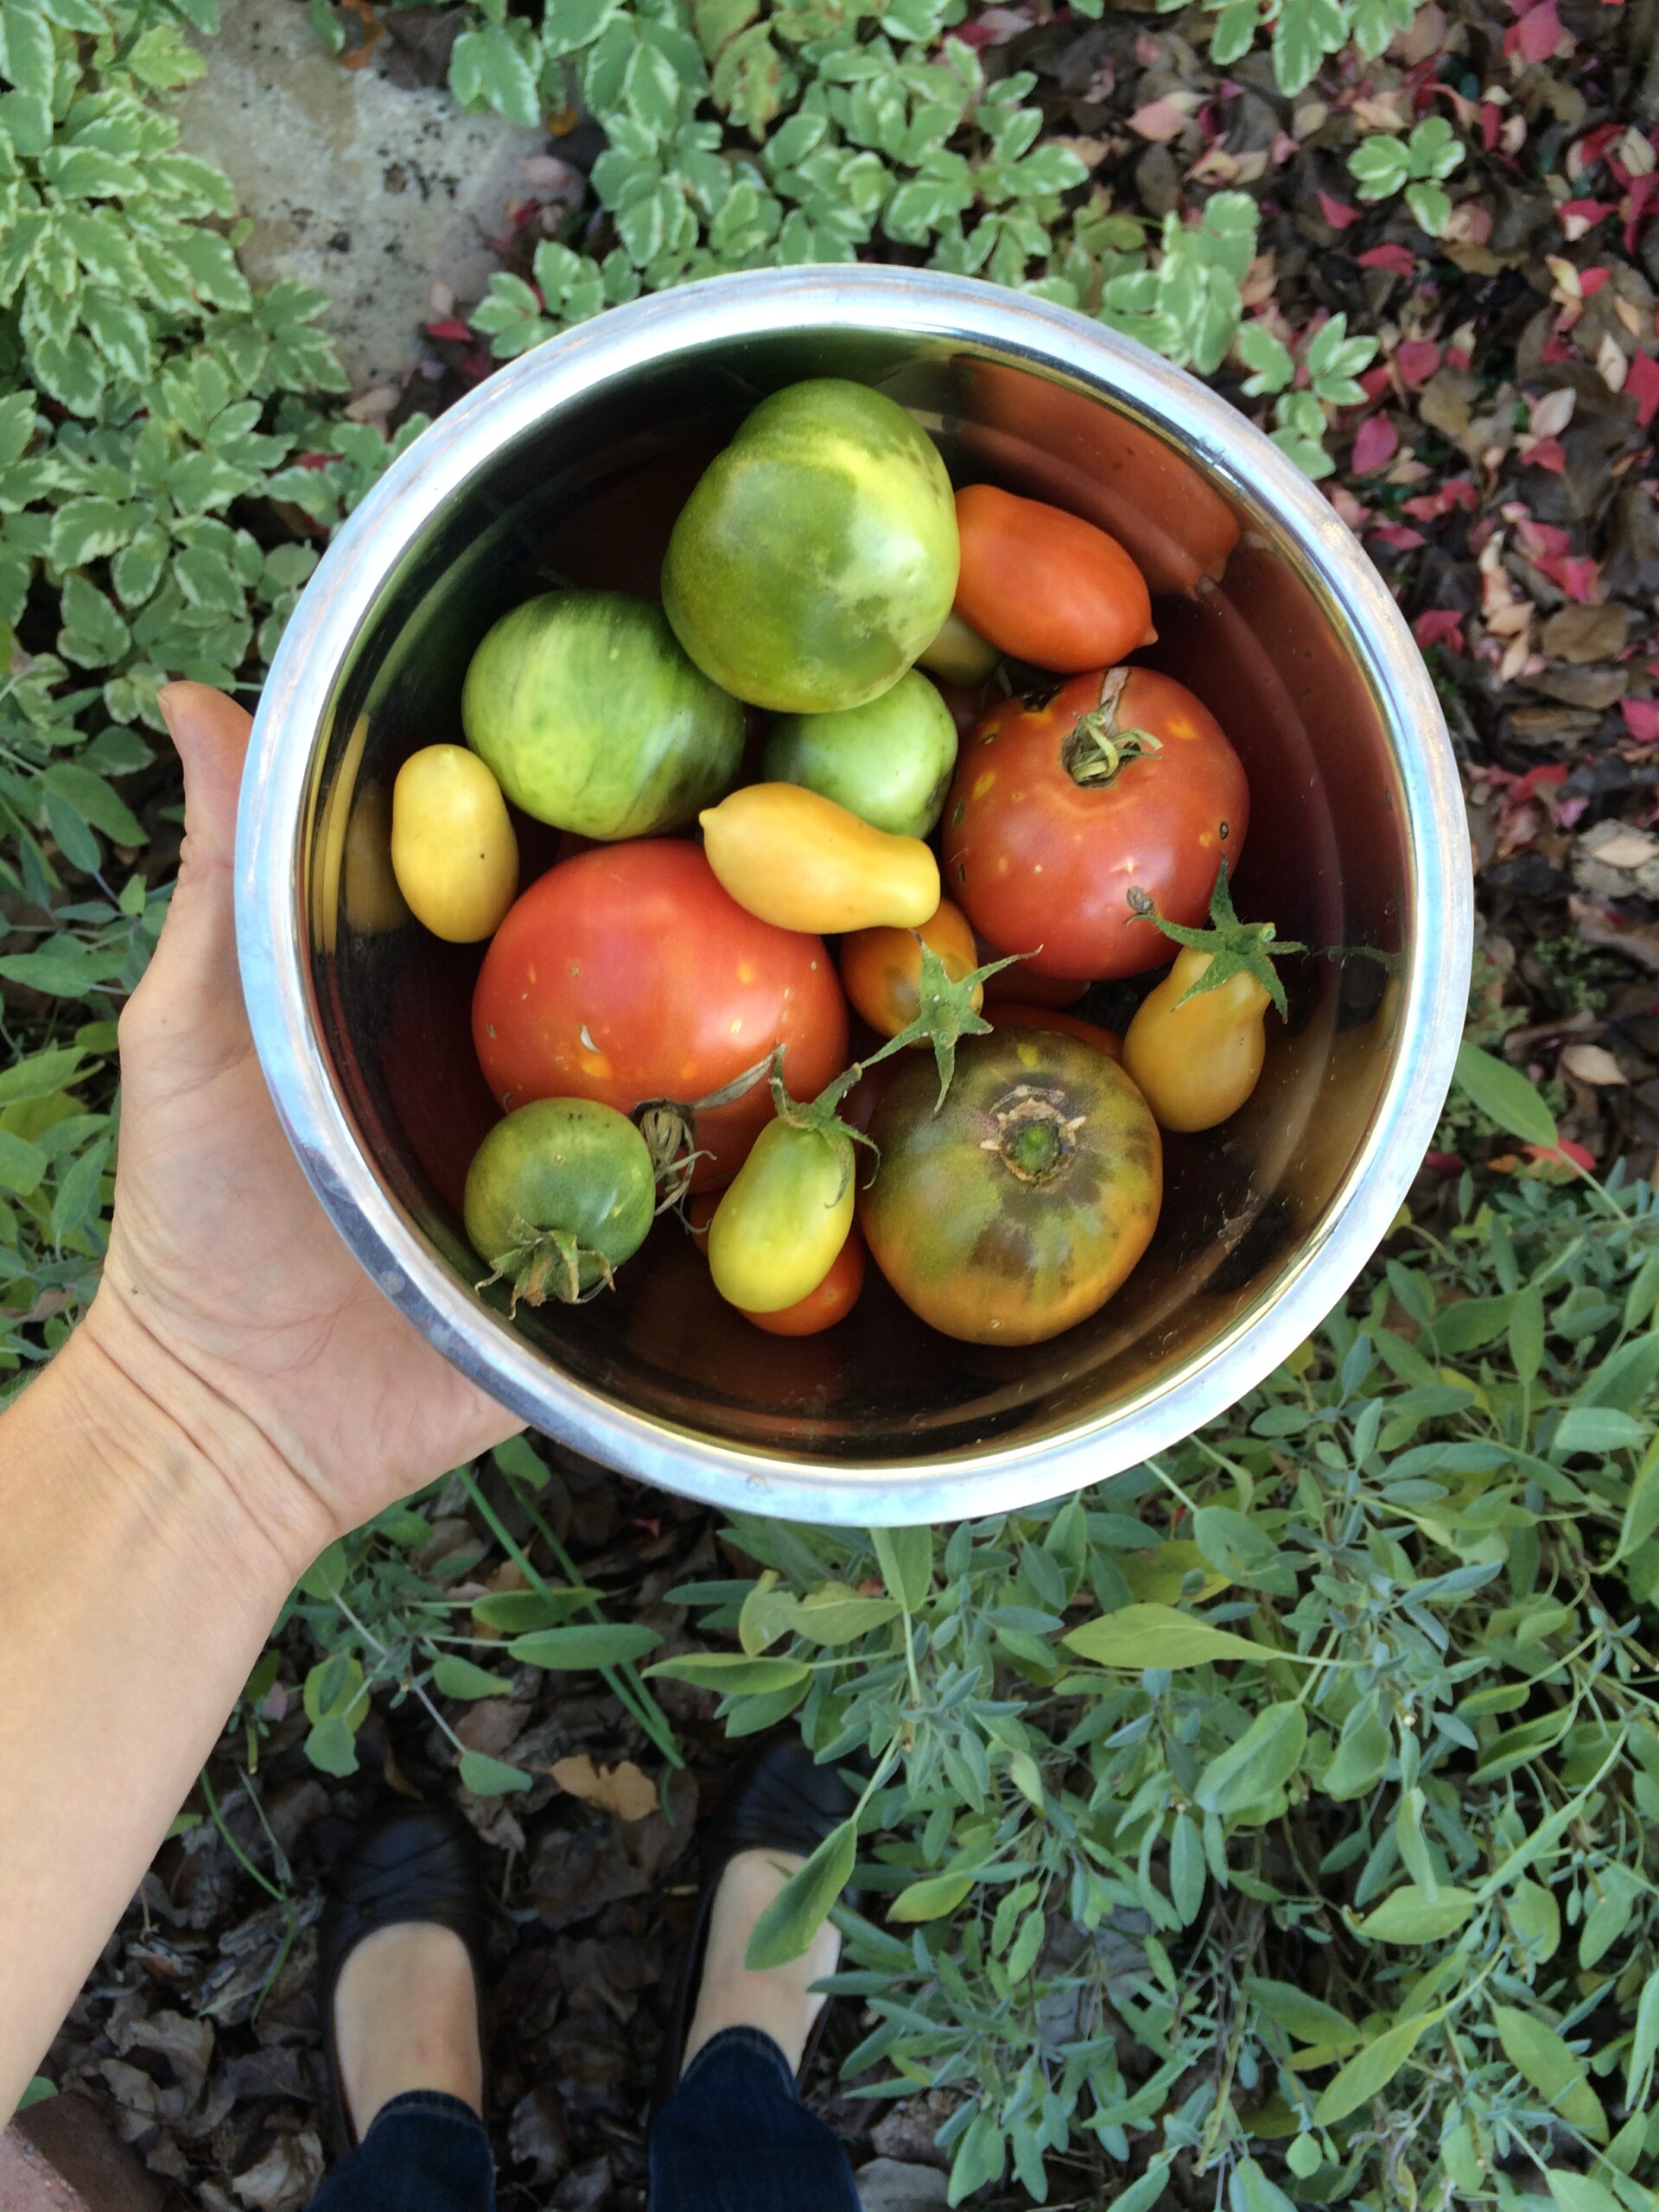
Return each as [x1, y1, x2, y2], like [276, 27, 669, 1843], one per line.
[236, 267, 1470, 1527]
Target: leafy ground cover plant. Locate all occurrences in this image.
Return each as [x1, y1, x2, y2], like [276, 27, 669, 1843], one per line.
[640, 1062, 1659, 2207]
[15, 0, 1659, 2198]
[0, 0, 410, 1388]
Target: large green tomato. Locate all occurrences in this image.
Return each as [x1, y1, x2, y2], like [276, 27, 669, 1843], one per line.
[462, 589, 742, 839]
[661, 379, 959, 715]
[762, 671, 960, 838]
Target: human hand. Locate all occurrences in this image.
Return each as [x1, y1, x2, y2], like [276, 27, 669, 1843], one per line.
[80, 683, 519, 1574]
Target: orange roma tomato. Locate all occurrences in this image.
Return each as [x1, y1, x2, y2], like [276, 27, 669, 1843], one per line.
[840, 898, 980, 1039]
[952, 484, 1154, 674]
[745, 1226, 867, 1336]
[942, 667, 1249, 980]
[984, 1001, 1122, 1063]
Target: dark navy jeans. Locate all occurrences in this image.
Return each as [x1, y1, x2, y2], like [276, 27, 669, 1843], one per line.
[307, 2028, 861, 2212]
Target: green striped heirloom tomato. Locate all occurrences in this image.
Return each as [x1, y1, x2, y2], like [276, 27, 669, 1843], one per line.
[662, 379, 959, 714]
[462, 589, 743, 840]
[859, 1030, 1161, 1345]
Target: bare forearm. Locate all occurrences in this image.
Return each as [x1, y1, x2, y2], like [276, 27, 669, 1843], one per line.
[0, 1323, 313, 2118]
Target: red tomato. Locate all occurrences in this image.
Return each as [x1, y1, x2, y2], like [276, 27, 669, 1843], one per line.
[953, 485, 1154, 674]
[981, 955, 1087, 1008]
[985, 1001, 1123, 1063]
[745, 1225, 867, 1336]
[942, 668, 1249, 980]
[473, 842, 849, 1190]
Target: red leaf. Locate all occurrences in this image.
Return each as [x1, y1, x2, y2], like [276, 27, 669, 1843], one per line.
[1625, 349, 1659, 428]
[1395, 339, 1442, 385]
[1572, 122, 1624, 171]
[1541, 329, 1578, 364]
[1522, 1139, 1594, 1176]
[1351, 414, 1400, 473]
[1578, 265, 1611, 294]
[1424, 1151, 1464, 1178]
[1506, 0, 1562, 60]
[1559, 197, 1617, 238]
[1516, 516, 1573, 558]
[1622, 697, 1659, 742]
[1481, 102, 1502, 151]
[1370, 521, 1426, 549]
[1523, 437, 1567, 471]
[424, 317, 474, 342]
[1357, 244, 1416, 275]
[1414, 609, 1466, 651]
[1536, 554, 1602, 601]
[1357, 363, 1392, 402]
[1319, 191, 1361, 229]
[1514, 764, 1568, 800]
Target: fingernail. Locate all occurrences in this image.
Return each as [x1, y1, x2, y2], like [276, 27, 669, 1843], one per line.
[156, 682, 185, 736]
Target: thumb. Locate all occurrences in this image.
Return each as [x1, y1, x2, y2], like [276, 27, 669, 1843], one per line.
[120, 684, 255, 1087]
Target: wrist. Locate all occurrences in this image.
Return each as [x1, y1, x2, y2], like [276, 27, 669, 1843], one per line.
[54, 1300, 329, 1597]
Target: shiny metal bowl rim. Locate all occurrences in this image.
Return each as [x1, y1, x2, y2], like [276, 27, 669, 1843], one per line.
[236, 265, 1471, 1527]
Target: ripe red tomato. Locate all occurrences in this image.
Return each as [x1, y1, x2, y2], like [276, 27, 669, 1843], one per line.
[952, 485, 1154, 674]
[981, 955, 1086, 1008]
[941, 668, 1249, 980]
[473, 842, 849, 1190]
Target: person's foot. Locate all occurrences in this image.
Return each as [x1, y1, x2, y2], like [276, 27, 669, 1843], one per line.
[319, 1802, 491, 2144]
[331, 1919, 484, 2134]
[682, 1847, 842, 2074]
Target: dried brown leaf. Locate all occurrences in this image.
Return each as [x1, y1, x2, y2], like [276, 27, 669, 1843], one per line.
[1560, 1043, 1629, 1085]
[550, 1754, 658, 1821]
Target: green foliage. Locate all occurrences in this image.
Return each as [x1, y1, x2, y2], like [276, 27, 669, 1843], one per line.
[662, 1144, 1659, 2205]
[1235, 309, 1378, 478]
[256, 1442, 680, 1792]
[456, 0, 1276, 403]
[0, 0, 420, 1386]
[1347, 112, 1466, 235]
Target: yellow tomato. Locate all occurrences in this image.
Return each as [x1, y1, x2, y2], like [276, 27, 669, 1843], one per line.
[917, 609, 999, 684]
[841, 898, 981, 1039]
[391, 745, 518, 944]
[1123, 948, 1269, 1133]
[699, 782, 939, 934]
[708, 1117, 855, 1313]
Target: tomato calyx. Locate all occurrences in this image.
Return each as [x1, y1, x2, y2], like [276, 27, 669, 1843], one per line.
[1131, 862, 1304, 1017]
[1060, 668, 1162, 790]
[480, 1219, 617, 1312]
[987, 1086, 1085, 1184]
[633, 1049, 779, 1206]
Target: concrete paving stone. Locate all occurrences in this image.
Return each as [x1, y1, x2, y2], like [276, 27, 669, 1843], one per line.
[171, 0, 549, 389]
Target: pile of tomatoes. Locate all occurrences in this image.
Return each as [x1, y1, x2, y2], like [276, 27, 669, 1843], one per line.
[387, 377, 1291, 1350]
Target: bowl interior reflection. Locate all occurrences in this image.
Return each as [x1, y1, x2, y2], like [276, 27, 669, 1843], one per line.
[303, 329, 1410, 1464]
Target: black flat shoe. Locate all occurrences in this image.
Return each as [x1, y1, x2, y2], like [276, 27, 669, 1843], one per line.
[654, 1731, 863, 2114]
[318, 1802, 493, 2152]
